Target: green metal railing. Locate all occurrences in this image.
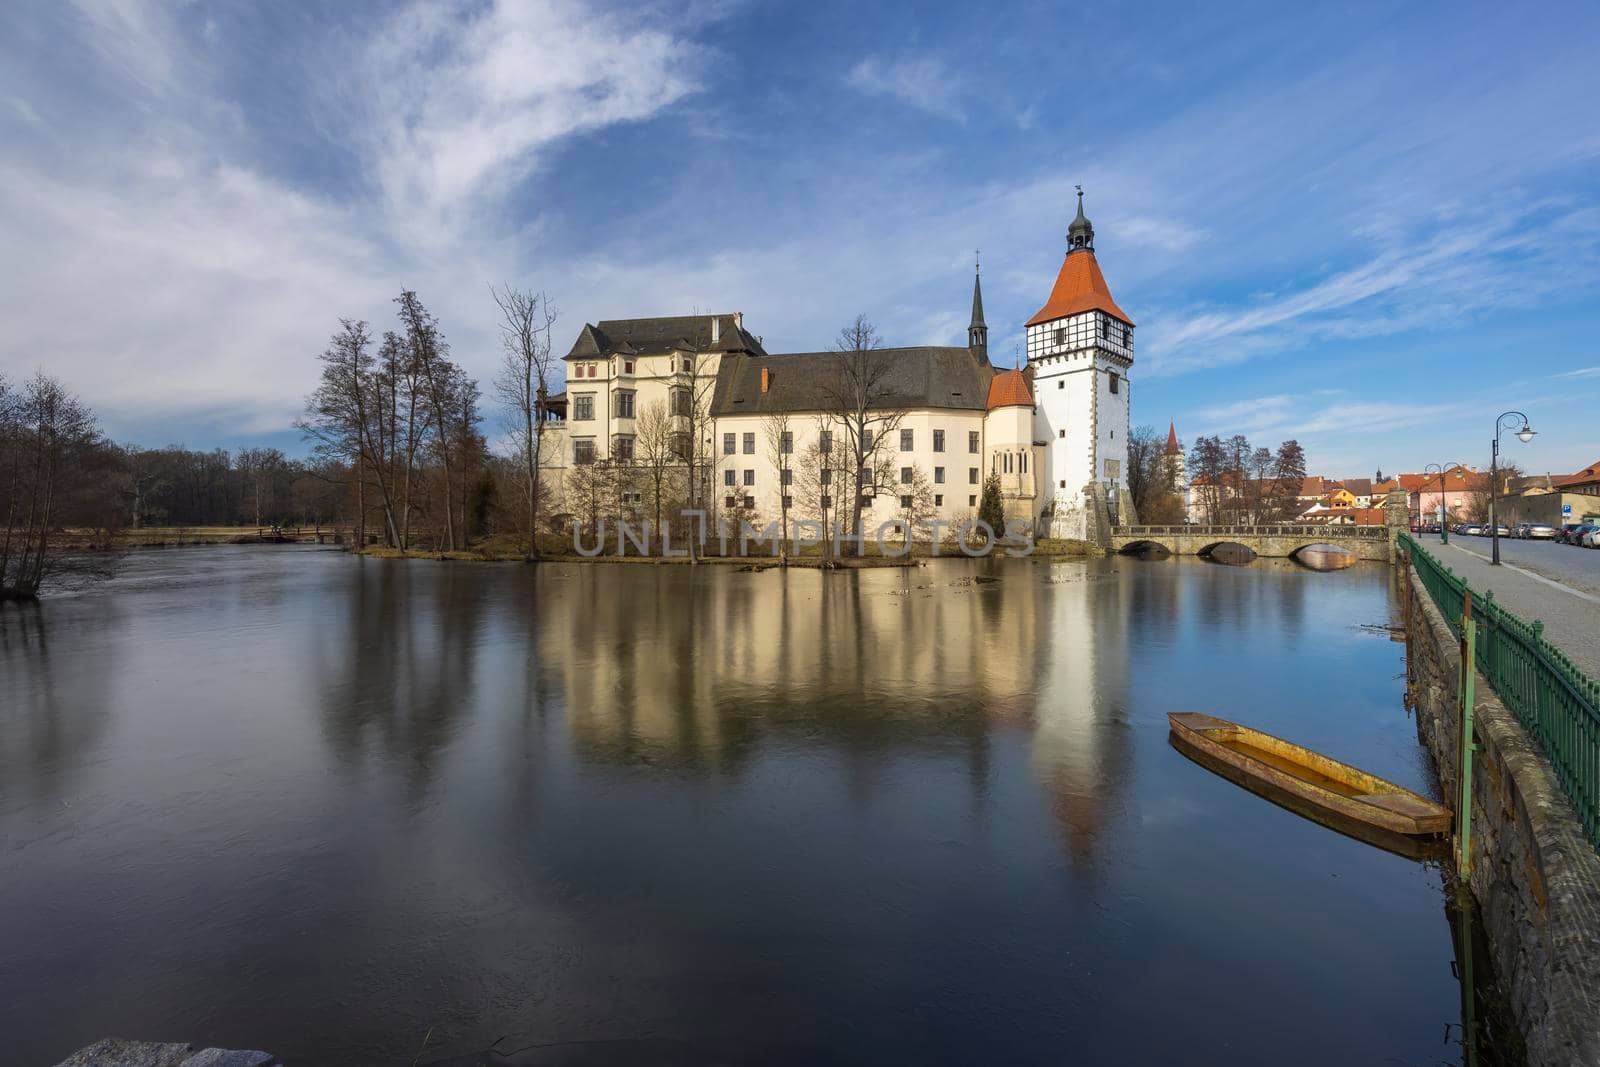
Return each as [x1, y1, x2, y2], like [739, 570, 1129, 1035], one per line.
[1400, 532, 1600, 849]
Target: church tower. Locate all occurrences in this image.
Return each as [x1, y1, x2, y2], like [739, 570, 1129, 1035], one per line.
[1026, 189, 1134, 538]
[968, 258, 989, 364]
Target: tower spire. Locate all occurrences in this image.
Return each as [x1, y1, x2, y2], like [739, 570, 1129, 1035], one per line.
[1068, 185, 1095, 253]
[968, 254, 989, 364]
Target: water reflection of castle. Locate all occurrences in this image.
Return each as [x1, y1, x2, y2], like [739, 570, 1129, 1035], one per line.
[534, 562, 1135, 866]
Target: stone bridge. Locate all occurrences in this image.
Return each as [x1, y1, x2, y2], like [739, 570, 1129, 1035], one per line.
[1109, 523, 1396, 562]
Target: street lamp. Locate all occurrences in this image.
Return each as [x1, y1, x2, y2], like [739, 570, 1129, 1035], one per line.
[1490, 411, 1536, 565]
[1424, 462, 1462, 544]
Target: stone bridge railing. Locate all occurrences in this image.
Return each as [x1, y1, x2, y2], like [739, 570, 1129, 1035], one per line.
[1115, 524, 1388, 540]
[1109, 522, 1395, 561]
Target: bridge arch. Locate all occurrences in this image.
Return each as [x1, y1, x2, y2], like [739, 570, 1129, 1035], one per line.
[1118, 538, 1173, 556]
[1197, 541, 1258, 562]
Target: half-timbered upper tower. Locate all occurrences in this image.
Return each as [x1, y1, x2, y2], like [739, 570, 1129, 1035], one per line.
[1026, 189, 1135, 536]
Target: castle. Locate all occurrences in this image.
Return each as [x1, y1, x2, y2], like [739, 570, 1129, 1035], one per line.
[540, 191, 1135, 540]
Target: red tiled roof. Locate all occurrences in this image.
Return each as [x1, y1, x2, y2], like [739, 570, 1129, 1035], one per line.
[1554, 459, 1600, 490]
[986, 368, 1033, 410]
[1165, 422, 1180, 455]
[1395, 466, 1485, 492]
[1026, 250, 1134, 327]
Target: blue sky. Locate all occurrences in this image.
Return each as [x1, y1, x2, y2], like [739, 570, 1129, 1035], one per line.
[2, 0, 1597, 479]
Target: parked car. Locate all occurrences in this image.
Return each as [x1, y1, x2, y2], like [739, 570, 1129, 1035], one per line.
[1524, 524, 1557, 540]
[1461, 524, 1484, 536]
[1493, 525, 1510, 537]
[1557, 523, 1583, 543]
[1569, 524, 1598, 546]
[1512, 522, 1532, 539]
[1584, 527, 1600, 549]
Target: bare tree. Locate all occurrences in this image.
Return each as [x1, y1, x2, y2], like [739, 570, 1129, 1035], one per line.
[634, 399, 678, 541]
[763, 409, 795, 563]
[1268, 440, 1308, 522]
[894, 463, 937, 543]
[396, 290, 461, 551]
[0, 373, 106, 599]
[675, 346, 720, 563]
[491, 284, 558, 559]
[794, 419, 850, 558]
[299, 319, 403, 548]
[818, 315, 906, 556]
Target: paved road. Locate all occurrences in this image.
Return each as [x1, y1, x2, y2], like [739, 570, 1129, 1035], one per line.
[1430, 533, 1600, 598]
[1428, 537, 1599, 679]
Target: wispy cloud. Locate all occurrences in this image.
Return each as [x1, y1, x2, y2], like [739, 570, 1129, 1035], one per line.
[846, 54, 966, 120]
[0, 0, 715, 440]
[1553, 366, 1600, 380]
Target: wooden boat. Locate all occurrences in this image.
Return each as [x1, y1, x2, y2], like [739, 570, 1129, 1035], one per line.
[1168, 712, 1451, 838]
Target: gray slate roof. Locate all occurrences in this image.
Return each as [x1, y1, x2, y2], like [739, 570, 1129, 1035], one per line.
[565, 314, 766, 360]
[712, 347, 991, 416]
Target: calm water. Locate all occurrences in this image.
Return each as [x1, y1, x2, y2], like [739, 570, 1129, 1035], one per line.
[0, 547, 1501, 1064]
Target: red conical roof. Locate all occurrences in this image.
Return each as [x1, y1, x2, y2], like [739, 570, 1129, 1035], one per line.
[986, 368, 1034, 410]
[1026, 250, 1133, 327]
[1165, 422, 1180, 455]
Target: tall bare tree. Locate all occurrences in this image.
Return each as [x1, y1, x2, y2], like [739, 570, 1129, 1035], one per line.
[0, 373, 105, 599]
[763, 409, 795, 563]
[396, 290, 461, 551]
[300, 319, 402, 548]
[819, 315, 906, 556]
[634, 399, 678, 539]
[491, 284, 558, 559]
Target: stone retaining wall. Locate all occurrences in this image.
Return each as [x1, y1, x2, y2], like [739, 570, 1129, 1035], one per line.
[1400, 564, 1600, 1066]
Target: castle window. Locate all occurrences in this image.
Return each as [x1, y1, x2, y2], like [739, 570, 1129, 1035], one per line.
[969, 495, 977, 507]
[935, 494, 943, 507]
[822, 495, 832, 509]
[900, 429, 914, 452]
[573, 394, 595, 421]
[862, 430, 873, 450]
[743, 469, 755, 486]
[723, 433, 736, 455]
[669, 387, 691, 417]
[1022, 454, 1028, 473]
[623, 359, 634, 375]
[724, 469, 735, 486]
[821, 469, 832, 485]
[968, 431, 980, 453]
[934, 467, 945, 484]
[781, 431, 793, 454]
[574, 439, 596, 465]
[1109, 372, 1119, 394]
[933, 429, 945, 452]
[1059, 429, 1065, 438]
[726, 495, 737, 509]
[1054, 327, 1064, 346]
[1058, 380, 1064, 389]
[781, 469, 793, 486]
[744, 495, 754, 509]
[969, 467, 978, 484]
[613, 435, 634, 463]
[820, 430, 833, 454]
[900, 495, 912, 509]
[900, 467, 913, 485]
[743, 432, 755, 454]
[614, 390, 635, 418]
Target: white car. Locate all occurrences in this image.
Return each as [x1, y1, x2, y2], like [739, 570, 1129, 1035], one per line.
[1583, 528, 1600, 548]
[1524, 524, 1557, 540]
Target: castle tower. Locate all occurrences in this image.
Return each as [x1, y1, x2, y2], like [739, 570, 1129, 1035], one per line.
[1026, 189, 1134, 538]
[968, 257, 989, 365]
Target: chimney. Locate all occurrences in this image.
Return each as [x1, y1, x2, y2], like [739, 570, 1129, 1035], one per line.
[735, 311, 743, 329]
[760, 367, 771, 394]
[711, 316, 721, 343]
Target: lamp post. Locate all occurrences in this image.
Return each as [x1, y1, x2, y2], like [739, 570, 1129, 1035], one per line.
[1489, 411, 1536, 565]
[1424, 463, 1462, 544]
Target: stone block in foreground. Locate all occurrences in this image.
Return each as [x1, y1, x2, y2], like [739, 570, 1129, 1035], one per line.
[54, 1039, 278, 1067]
